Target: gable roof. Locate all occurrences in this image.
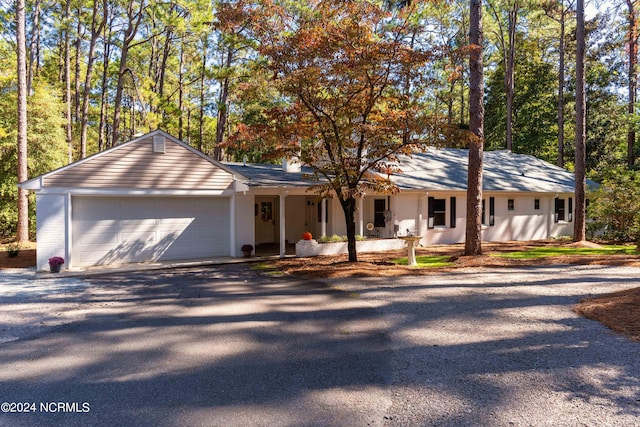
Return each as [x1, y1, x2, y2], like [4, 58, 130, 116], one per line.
[229, 148, 593, 193]
[22, 130, 244, 191]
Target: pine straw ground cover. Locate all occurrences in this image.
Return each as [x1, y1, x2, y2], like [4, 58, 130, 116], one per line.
[267, 240, 640, 342]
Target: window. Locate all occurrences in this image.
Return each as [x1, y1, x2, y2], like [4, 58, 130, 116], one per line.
[428, 197, 456, 229]
[260, 202, 273, 222]
[433, 199, 446, 227]
[508, 199, 515, 211]
[374, 199, 386, 228]
[554, 197, 565, 222]
[534, 199, 540, 210]
[482, 197, 495, 226]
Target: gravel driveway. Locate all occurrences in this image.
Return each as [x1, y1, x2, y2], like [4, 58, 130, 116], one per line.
[330, 264, 640, 426]
[0, 263, 639, 426]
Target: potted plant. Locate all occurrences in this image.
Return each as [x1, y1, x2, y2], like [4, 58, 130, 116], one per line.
[241, 244, 253, 257]
[48, 256, 64, 273]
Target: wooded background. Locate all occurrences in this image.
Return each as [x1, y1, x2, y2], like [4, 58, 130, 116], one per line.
[0, 0, 636, 239]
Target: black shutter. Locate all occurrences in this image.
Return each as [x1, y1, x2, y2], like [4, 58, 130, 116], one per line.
[568, 197, 573, 222]
[450, 197, 456, 228]
[554, 197, 559, 223]
[428, 197, 435, 229]
[489, 197, 495, 226]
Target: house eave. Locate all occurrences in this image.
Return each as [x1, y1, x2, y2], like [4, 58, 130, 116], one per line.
[32, 187, 236, 197]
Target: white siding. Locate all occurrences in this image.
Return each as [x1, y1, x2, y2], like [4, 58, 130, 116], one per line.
[36, 193, 68, 271]
[234, 193, 255, 256]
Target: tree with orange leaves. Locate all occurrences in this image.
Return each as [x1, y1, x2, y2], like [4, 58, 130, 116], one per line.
[228, 0, 458, 262]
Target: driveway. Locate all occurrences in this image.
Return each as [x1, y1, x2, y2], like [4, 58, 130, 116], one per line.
[0, 264, 639, 426]
[0, 264, 391, 427]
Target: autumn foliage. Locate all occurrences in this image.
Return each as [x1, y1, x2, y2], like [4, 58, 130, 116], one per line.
[226, 0, 458, 261]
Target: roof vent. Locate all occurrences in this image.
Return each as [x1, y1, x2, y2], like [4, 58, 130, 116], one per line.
[153, 136, 166, 153]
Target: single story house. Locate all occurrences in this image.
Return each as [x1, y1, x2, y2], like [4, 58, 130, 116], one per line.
[21, 130, 584, 271]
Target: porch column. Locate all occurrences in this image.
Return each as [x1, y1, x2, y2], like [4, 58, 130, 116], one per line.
[279, 190, 287, 258]
[321, 198, 327, 237]
[358, 195, 364, 236]
[229, 193, 236, 257]
[417, 195, 424, 238]
[65, 192, 72, 268]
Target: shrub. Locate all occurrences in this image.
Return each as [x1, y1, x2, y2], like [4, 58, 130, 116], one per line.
[317, 234, 367, 243]
[587, 168, 640, 243]
[6, 242, 20, 257]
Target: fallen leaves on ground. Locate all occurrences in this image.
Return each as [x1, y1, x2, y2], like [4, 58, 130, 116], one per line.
[270, 241, 640, 343]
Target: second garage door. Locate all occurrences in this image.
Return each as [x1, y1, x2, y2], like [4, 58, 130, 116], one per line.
[72, 196, 230, 267]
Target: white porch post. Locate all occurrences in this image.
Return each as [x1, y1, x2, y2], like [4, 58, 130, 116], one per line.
[229, 193, 236, 256]
[65, 192, 72, 268]
[358, 195, 364, 236]
[279, 190, 287, 258]
[417, 195, 424, 238]
[321, 198, 327, 237]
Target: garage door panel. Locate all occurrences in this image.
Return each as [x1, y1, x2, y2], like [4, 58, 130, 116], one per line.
[72, 197, 230, 267]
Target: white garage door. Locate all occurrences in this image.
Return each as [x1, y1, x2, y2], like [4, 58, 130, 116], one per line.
[72, 197, 230, 267]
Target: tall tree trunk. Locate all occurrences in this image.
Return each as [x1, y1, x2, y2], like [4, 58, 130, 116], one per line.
[558, 13, 565, 168]
[157, 30, 174, 100]
[488, 0, 518, 152]
[16, 0, 29, 242]
[574, 0, 587, 242]
[198, 38, 207, 152]
[27, 0, 41, 95]
[64, 0, 73, 162]
[459, 78, 465, 126]
[465, 0, 485, 256]
[543, 1, 569, 167]
[505, 3, 517, 152]
[74, 7, 83, 123]
[112, 0, 144, 146]
[627, 0, 638, 168]
[80, 0, 107, 158]
[98, 12, 113, 151]
[215, 46, 233, 161]
[178, 42, 184, 141]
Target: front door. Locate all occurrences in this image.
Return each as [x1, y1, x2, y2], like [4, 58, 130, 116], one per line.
[255, 196, 277, 244]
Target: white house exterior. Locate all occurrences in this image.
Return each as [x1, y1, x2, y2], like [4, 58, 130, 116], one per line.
[21, 130, 585, 271]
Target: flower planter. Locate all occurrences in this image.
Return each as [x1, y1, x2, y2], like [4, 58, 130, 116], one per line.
[295, 238, 407, 257]
[48, 256, 64, 273]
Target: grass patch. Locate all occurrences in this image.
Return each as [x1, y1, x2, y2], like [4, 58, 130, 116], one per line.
[249, 262, 284, 276]
[391, 255, 454, 268]
[493, 245, 638, 259]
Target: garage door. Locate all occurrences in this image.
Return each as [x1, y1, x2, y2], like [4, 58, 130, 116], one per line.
[72, 197, 230, 267]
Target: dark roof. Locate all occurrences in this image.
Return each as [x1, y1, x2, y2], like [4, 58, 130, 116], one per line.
[225, 162, 319, 187]
[225, 149, 596, 193]
[393, 149, 590, 193]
